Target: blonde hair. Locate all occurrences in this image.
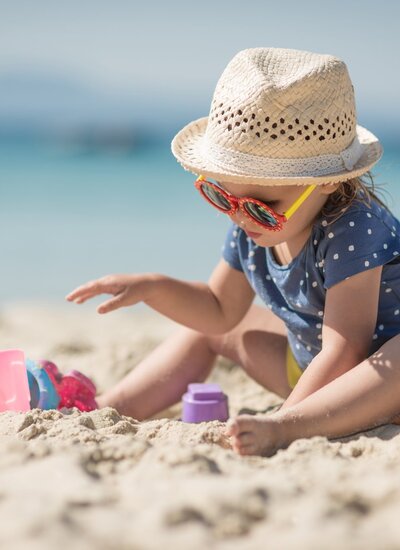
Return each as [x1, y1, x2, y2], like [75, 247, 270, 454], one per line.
[321, 171, 389, 223]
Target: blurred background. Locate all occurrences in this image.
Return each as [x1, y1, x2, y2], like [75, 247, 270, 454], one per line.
[0, 0, 399, 304]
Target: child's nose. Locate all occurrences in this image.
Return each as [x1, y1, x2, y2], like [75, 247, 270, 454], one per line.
[230, 210, 250, 230]
[229, 210, 244, 226]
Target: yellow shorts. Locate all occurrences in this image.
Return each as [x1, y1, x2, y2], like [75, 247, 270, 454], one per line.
[286, 346, 303, 389]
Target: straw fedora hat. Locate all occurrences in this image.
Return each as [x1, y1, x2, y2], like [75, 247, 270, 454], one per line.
[171, 47, 382, 186]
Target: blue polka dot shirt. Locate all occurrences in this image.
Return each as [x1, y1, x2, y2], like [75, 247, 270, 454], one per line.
[222, 196, 400, 371]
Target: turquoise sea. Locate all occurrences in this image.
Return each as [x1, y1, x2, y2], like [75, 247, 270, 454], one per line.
[1, 138, 399, 304]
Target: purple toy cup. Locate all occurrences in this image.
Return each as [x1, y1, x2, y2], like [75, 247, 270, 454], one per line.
[182, 383, 229, 423]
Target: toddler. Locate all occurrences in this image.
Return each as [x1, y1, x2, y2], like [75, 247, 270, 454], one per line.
[67, 48, 400, 456]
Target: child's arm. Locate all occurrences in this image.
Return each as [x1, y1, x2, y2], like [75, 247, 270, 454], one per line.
[66, 259, 255, 335]
[280, 265, 383, 410]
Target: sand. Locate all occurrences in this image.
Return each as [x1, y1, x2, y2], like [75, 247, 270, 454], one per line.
[1, 304, 400, 550]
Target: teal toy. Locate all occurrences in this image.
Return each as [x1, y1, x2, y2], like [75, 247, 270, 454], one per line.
[25, 359, 60, 410]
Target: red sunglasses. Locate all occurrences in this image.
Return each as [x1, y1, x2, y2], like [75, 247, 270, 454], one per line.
[194, 176, 316, 231]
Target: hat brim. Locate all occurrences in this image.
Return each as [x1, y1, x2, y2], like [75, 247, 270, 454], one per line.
[171, 117, 383, 186]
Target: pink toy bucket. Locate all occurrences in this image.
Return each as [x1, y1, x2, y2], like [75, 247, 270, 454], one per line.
[0, 349, 31, 412]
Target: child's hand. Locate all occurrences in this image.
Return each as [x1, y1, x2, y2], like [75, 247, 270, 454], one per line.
[66, 274, 150, 314]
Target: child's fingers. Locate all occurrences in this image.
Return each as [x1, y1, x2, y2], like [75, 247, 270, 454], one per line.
[70, 293, 95, 304]
[66, 287, 93, 302]
[97, 294, 130, 314]
[66, 290, 97, 303]
[66, 280, 111, 302]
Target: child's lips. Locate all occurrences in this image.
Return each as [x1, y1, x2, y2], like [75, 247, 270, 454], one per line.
[245, 230, 262, 239]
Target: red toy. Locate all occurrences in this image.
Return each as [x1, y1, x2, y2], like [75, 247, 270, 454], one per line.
[39, 360, 98, 412]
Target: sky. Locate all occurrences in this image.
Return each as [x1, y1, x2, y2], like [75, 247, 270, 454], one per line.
[0, 0, 399, 137]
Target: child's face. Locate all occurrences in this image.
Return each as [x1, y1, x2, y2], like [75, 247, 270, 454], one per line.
[217, 180, 332, 247]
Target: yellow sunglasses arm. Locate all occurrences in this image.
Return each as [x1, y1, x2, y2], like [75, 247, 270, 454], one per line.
[284, 185, 317, 220]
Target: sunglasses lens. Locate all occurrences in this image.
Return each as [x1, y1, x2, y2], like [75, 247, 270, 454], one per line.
[201, 183, 231, 211]
[243, 201, 278, 227]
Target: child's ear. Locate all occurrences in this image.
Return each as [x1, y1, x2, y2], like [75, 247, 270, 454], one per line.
[319, 182, 341, 195]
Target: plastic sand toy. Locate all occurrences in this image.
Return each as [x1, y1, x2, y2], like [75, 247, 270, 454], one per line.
[26, 358, 60, 410]
[182, 383, 229, 423]
[39, 360, 98, 412]
[0, 349, 31, 412]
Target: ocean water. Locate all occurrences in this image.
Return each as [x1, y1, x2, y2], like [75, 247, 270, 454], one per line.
[0, 138, 399, 304]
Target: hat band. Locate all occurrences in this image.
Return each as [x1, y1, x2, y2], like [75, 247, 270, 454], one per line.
[201, 134, 364, 178]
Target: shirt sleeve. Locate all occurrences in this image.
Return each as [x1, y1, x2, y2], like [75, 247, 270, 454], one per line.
[316, 208, 400, 289]
[222, 223, 244, 272]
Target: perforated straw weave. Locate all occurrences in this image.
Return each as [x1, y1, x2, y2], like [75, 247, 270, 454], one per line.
[171, 48, 382, 186]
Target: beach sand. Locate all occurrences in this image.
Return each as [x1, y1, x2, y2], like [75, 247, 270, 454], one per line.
[1, 304, 400, 549]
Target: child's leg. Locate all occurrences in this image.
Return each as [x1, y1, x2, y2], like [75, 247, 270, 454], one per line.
[97, 327, 217, 420]
[97, 304, 290, 420]
[227, 334, 400, 456]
